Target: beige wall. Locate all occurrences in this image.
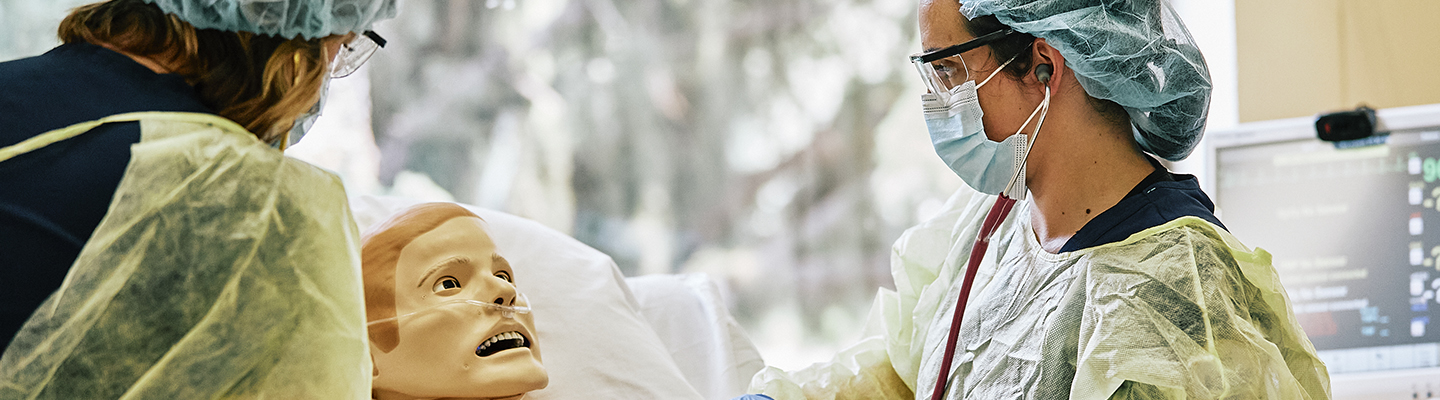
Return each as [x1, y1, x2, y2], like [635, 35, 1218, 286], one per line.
[1236, 0, 1440, 122]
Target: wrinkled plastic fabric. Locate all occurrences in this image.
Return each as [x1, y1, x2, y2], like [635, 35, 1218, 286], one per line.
[0, 112, 370, 399]
[752, 187, 1330, 400]
[959, 0, 1211, 162]
[143, 0, 399, 39]
[750, 336, 913, 400]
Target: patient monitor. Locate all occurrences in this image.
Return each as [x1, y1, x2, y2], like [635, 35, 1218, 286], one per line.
[1208, 104, 1440, 399]
[361, 203, 549, 400]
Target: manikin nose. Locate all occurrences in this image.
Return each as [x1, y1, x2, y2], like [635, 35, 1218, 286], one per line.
[485, 281, 518, 306]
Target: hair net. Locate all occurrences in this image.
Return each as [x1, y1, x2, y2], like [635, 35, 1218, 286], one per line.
[143, 0, 399, 40]
[960, 0, 1212, 161]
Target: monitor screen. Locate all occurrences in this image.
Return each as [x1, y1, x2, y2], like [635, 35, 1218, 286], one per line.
[1215, 125, 1440, 374]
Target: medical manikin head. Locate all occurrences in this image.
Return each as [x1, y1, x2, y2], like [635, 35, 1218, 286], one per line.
[362, 203, 548, 400]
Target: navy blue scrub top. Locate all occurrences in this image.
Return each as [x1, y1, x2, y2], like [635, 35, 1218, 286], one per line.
[0, 43, 214, 349]
[1059, 157, 1226, 253]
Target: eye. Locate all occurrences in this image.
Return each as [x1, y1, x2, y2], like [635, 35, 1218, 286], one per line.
[495, 270, 513, 283]
[432, 276, 462, 293]
[934, 59, 967, 80]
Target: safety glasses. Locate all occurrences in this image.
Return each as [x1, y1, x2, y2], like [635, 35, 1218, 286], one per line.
[908, 28, 1017, 95]
[366, 293, 533, 327]
[330, 30, 387, 78]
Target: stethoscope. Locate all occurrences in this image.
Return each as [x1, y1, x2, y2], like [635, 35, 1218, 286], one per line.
[928, 64, 1051, 400]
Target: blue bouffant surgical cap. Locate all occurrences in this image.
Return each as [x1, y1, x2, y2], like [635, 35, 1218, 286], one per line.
[144, 0, 399, 40]
[961, 0, 1212, 161]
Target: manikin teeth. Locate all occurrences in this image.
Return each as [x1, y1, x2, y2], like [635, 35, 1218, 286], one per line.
[482, 331, 522, 347]
[476, 331, 528, 357]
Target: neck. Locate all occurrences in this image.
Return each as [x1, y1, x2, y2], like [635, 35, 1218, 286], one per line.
[1022, 105, 1153, 253]
[94, 42, 172, 75]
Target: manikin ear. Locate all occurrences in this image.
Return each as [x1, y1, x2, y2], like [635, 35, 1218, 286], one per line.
[1031, 38, 1069, 94]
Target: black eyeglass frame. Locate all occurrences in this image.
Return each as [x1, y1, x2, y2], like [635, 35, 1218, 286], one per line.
[362, 31, 387, 48]
[910, 28, 1017, 64]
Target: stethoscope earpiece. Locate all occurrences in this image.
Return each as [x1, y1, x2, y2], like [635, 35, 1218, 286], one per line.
[1035, 64, 1053, 84]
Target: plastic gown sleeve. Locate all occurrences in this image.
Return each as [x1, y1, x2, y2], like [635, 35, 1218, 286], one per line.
[747, 301, 912, 400]
[749, 188, 995, 400]
[0, 112, 369, 399]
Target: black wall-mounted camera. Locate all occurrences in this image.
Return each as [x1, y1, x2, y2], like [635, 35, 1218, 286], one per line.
[1315, 105, 1378, 142]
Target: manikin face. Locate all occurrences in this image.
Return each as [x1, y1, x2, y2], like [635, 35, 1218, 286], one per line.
[371, 217, 548, 400]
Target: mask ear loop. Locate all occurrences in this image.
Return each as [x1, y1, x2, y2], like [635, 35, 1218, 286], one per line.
[975, 50, 1021, 90]
[1002, 73, 1052, 197]
[976, 40, 1035, 90]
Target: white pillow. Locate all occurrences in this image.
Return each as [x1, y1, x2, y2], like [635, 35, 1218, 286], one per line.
[625, 274, 766, 400]
[350, 196, 703, 400]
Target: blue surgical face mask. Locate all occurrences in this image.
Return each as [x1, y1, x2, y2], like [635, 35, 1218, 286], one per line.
[922, 55, 1047, 199]
[276, 75, 331, 150]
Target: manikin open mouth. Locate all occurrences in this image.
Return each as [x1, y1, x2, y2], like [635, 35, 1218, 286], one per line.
[476, 331, 530, 357]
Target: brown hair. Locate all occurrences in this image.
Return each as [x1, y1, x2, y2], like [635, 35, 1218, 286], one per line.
[361, 203, 484, 352]
[58, 0, 333, 145]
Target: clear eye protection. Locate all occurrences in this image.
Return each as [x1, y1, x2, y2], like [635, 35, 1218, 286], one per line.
[367, 293, 532, 327]
[908, 28, 1019, 102]
[911, 53, 971, 103]
[330, 31, 387, 78]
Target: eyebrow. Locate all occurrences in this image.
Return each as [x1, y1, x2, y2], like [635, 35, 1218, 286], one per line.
[415, 256, 472, 288]
[492, 253, 511, 273]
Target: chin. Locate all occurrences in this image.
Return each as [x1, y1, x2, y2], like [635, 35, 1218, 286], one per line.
[457, 376, 547, 400]
[374, 361, 547, 400]
[484, 375, 548, 400]
[467, 354, 548, 396]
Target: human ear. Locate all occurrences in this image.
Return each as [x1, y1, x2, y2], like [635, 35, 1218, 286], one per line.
[1032, 38, 1068, 93]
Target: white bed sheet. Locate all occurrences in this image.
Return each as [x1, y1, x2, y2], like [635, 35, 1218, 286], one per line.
[626, 274, 766, 400]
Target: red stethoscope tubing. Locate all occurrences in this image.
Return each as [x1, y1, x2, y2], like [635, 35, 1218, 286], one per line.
[927, 194, 1017, 400]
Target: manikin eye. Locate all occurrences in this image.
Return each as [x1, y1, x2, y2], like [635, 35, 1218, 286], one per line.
[433, 276, 462, 293]
[495, 271, 513, 283]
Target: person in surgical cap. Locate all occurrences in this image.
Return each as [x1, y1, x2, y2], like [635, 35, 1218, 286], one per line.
[749, 0, 1331, 399]
[0, 0, 395, 397]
